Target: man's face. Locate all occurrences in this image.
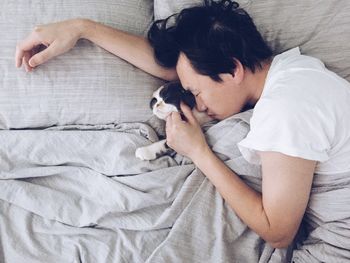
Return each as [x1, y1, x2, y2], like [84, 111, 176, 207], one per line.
[176, 53, 248, 120]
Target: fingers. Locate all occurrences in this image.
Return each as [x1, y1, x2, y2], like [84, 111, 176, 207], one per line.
[22, 51, 34, 72]
[15, 48, 23, 68]
[165, 114, 172, 136]
[28, 42, 56, 67]
[166, 111, 189, 138]
[166, 112, 181, 134]
[15, 32, 41, 68]
[166, 114, 172, 125]
[170, 111, 182, 122]
[180, 102, 197, 124]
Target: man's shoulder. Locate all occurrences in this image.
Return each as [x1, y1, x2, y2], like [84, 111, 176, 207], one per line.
[269, 47, 326, 82]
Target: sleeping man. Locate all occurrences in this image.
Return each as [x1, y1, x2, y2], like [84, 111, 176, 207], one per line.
[15, 0, 350, 250]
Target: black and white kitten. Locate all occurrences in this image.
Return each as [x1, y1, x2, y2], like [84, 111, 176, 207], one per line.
[135, 82, 214, 161]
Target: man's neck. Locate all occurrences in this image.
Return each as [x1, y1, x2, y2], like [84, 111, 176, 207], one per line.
[246, 59, 272, 107]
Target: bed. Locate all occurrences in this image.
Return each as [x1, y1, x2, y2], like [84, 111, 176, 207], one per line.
[0, 1, 349, 262]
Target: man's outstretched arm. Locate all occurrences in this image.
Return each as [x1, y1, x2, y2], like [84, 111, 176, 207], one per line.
[15, 18, 178, 81]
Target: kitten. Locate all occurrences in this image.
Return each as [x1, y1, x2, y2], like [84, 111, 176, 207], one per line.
[135, 81, 214, 161]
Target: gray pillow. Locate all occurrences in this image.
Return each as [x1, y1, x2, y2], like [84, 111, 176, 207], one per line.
[154, 0, 350, 83]
[0, 0, 163, 129]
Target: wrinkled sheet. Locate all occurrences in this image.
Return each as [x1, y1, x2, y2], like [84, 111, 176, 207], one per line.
[291, 171, 350, 262]
[1, 110, 347, 262]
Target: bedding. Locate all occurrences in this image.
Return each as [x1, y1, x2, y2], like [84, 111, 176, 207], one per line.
[0, 112, 292, 262]
[0, 0, 163, 129]
[1, 0, 350, 262]
[1, 112, 349, 262]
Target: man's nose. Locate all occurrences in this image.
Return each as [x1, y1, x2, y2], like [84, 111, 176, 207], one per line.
[195, 97, 207, 112]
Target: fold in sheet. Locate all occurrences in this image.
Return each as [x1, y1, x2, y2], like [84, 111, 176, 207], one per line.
[1, 110, 347, 262]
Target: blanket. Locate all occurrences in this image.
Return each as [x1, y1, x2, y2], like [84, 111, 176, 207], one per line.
[0, 111, 348, 262]
[292, 171, 350, 262]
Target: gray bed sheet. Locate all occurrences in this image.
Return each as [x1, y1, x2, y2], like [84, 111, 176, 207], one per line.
[0, 111, 349, 262]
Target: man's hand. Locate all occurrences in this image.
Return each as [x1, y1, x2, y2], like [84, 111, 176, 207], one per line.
[166, 102, 209, 160]
[15, 19, 84, 72]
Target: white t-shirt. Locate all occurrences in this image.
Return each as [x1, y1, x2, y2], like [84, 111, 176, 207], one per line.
[238, 47, 350, 175]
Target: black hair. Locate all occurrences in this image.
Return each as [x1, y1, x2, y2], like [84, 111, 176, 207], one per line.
[148, 0, 272, 82]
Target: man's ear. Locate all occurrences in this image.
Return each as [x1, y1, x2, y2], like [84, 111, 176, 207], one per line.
[231, 58, 244, 85]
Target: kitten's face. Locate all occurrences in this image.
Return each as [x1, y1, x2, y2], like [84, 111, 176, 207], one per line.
[150, 82, 195, 120]
[150, 82, 214, 124]
[151, 89, 177, 120]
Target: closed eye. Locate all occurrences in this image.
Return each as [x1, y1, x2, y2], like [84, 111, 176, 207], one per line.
[189, 89, 199, 97]
[185, 88, 198, 96]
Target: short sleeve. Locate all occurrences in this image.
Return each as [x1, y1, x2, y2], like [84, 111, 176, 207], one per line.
[237, 97, 331, 165]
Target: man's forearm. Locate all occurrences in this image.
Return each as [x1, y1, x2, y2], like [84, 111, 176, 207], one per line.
[77, 19, 177, 81]
[192, 147, 284, 247]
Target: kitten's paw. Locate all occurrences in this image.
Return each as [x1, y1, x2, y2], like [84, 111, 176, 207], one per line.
[135, 146, 157, 161]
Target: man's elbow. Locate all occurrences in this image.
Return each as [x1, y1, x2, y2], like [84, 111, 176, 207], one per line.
[263, 220, 300, 249]
[269, 240, 293, 248]
[268, 235, 294, 249]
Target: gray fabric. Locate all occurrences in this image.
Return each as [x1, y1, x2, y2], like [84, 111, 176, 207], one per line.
[1, 111, 349, 262]
[0, 111, 292, 263]
[0, 0, 163, 129]
[154, 0, 350, 83]
[292, 172, 350, 262]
